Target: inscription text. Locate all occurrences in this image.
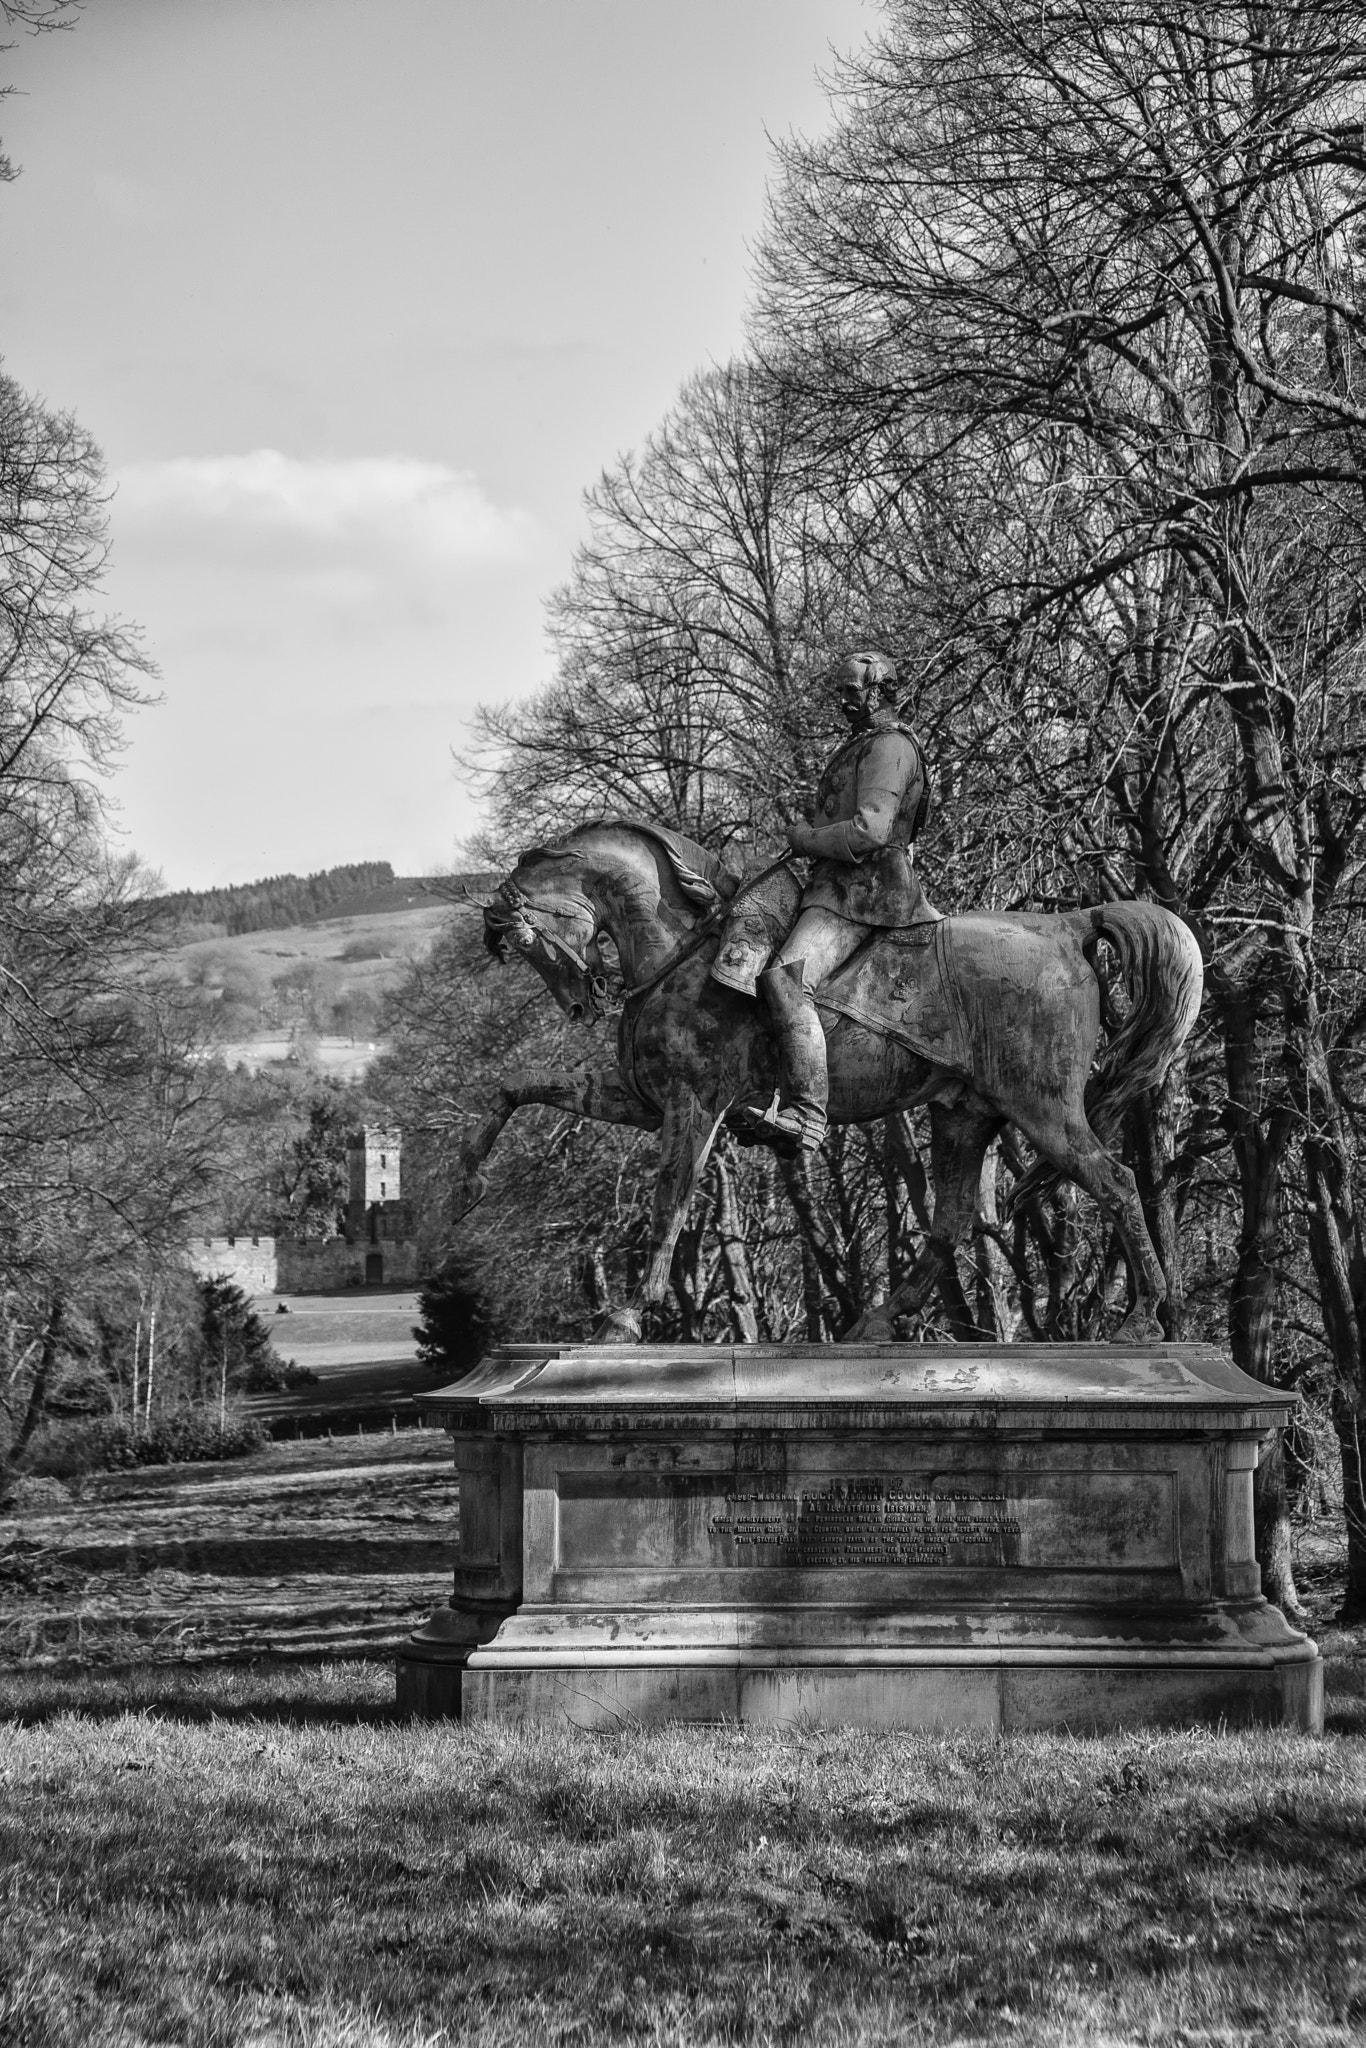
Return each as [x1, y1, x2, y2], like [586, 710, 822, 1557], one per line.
[710, 1483, 1021, 1567]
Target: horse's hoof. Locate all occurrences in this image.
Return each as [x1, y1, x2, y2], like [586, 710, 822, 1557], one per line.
[1113, 1302, 1164, 1344]
[595, 1309, 642, 1345]
[843, 1313, 895, 1344]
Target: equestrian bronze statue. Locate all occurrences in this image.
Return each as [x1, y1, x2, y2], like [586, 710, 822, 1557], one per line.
[464, 652, 1203, 1345]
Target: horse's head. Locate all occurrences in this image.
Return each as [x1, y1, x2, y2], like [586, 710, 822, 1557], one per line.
[483, 853, 613, 1023]
[483, 819, 732, 1022]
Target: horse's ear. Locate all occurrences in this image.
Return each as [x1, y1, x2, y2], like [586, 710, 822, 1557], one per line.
[673, 870, 722, 910]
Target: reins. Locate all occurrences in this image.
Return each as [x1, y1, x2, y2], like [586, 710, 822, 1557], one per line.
[612, 852, 795, 1119]
[492, 847, 795, 1070]
[619, 855, 796, 1009]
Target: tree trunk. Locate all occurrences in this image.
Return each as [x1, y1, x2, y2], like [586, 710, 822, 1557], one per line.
[1216, 977, 1302, 1614]
[779, 1153, 859, 1331]
[669, 1175, 714, 1343]
[1300, 1104, 1366, 1620]
[1131, 1062, 1187, 1338]
[711, 1143, 760, 1343]
[798, 1240, 826, 1343]
[584, 1246, 611, 1320]
[885, 1112, 933, 1233]
[881, 1119, 910, 1294]
[1332, 1389, 1366, 1622]
[1, 1294, 64, 1488]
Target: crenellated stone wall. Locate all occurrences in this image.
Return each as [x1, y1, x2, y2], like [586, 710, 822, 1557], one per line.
[187, 1237, 279, 1294]
[276, 1235, 421, 1293]
[188, 1124, 421, 1294]
[187, 1234, 422, 1295]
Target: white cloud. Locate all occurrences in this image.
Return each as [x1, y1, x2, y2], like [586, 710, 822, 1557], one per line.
[116, 450, 539, 569]
[103, 449, 559, 883]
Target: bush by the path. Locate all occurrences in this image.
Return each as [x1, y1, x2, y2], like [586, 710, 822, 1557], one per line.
[27, 1411, 267, 1478]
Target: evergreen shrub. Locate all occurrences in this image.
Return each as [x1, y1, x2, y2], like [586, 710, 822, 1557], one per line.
[30, 1412, 267, 1478]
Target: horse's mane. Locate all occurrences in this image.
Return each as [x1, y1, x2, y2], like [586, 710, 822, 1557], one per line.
[517, 815, 739, 911]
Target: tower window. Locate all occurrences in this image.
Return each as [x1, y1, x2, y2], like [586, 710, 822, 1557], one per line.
[380, 1182, 386, 1198]
[380, 1153, 386, 1168]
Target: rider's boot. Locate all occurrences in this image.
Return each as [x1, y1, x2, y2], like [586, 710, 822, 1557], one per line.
[759, 959, 828, 1151]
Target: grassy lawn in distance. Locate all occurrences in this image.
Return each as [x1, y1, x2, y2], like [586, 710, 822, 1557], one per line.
[1, 1656, 1365, 2048]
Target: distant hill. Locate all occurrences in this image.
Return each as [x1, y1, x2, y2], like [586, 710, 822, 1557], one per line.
[152, 863, 401, 937]
[317, 872, 498, 922]
[150, 862, 500, 940]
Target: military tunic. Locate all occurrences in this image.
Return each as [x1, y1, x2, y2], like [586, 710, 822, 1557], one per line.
[792, 705, 931, 927]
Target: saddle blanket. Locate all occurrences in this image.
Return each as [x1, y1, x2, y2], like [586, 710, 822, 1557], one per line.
[815, 920, 973, 1075]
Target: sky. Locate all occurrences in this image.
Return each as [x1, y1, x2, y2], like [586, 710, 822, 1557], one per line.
[0, 0, 873, 888]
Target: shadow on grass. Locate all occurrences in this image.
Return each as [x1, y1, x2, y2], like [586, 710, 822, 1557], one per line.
[0, 1655, 405, 1726]
[1321, 1627, 1366, 1735]
[5, 1630, 1363, 1738]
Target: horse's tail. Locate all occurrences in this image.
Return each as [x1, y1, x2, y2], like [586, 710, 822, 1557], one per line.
[1009, 900, 1203, 1210]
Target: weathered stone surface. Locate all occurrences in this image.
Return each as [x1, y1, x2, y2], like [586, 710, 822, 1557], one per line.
[396, 1341, 1323, 1734]
[472, 813, 1203, 1344]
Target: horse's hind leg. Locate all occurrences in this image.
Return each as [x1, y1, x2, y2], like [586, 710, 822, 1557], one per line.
[1021, 1111, 1167, 1341]
[843, 1099, 1003, 1343]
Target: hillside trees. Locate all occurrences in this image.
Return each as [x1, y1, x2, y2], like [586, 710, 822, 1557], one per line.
[0, 5, 323, 1485]
[195, 1064, 382, 1244]
[0, 861, 240, 1487]
[152, 861, 399, 940]
[0, 370, 236, 1483]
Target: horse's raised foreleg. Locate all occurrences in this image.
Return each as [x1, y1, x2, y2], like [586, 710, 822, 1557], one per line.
[843, 1100, 1003, 1343]
[453, 1065, 659, 1219]
[598, 1083, 729, 1344]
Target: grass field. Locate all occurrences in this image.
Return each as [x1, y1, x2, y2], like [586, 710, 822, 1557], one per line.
[165, 897, 457, 1077]
[3, 1438, 1365, 2048]
[249, 1295, 445, 1436]
[173, 900, 453, 989]
[0, 1432, 456, 1669]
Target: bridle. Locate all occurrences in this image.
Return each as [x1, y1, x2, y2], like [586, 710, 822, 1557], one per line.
[488, 854, 796, 1018]
[487, 878, 616, 1019]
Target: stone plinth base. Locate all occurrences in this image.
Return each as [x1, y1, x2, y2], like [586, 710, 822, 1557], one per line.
[397, 1341, 1322, 1735]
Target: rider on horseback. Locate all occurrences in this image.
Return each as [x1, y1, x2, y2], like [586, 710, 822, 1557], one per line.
[751, 649, 938, 1151]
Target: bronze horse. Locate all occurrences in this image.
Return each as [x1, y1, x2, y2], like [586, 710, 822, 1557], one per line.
[460, 817, 1203, 1343]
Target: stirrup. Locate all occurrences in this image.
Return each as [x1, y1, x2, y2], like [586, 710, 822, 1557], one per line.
[763, 1095, 826, 1153]
[731, 1090, 825, 1152]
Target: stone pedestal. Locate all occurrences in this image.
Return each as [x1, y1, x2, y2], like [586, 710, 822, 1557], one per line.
[396, 1342, 1322, 1734]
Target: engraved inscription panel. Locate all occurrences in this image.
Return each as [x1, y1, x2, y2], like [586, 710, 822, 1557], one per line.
[710, 1483, 1021, 1568]
[552, 1466, 1178, 1574]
